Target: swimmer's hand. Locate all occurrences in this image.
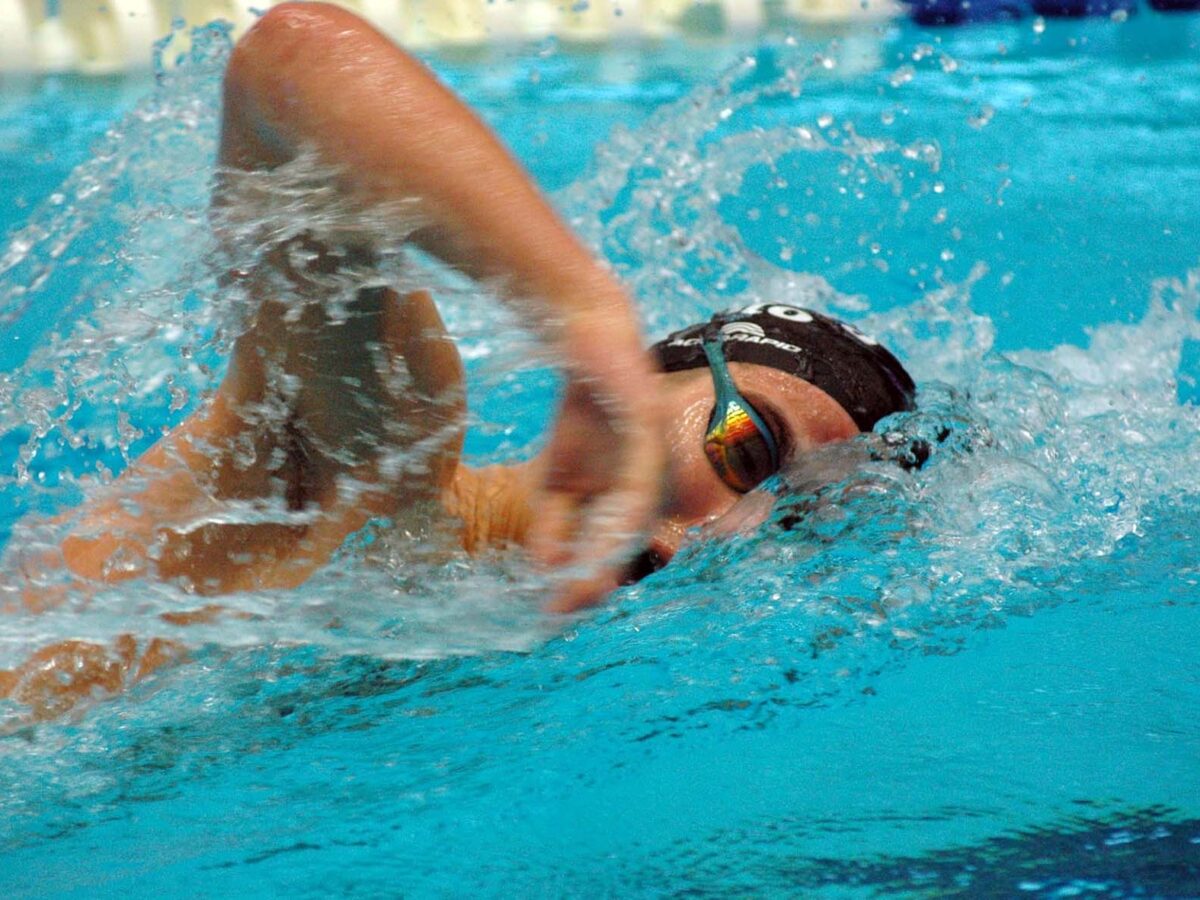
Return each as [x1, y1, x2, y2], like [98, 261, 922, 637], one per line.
[530, 308, 666, 613]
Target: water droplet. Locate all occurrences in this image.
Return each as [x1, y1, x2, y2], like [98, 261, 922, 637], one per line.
[889, 65, 915, 88]
[968, 104, 995, 130]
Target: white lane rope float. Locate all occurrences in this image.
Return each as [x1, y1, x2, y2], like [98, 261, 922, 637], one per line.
[0, 0, 898, 75]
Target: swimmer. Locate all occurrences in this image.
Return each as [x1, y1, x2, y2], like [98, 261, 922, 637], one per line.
[0, 3, 914, 718]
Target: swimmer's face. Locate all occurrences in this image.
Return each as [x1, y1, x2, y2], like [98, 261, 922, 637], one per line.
[628, 362, 859, 579]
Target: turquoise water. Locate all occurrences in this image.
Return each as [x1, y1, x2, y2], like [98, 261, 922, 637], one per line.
[2, 15, 1200, 897]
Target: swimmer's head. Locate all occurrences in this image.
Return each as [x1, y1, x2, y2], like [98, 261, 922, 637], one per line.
[651, 303, 916, 435]
[623, 304, 915, 582]
[651, 304, 914, 495]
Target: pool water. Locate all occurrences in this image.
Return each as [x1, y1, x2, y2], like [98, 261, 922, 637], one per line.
[2, 14, 1200, 898]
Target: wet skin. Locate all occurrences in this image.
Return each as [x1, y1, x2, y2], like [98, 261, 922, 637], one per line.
[0, 2, 858, 717]
[0, 350, 861, 720]
[436, 354, 862, 591]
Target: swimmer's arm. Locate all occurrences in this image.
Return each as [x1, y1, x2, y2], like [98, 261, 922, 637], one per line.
[0, 394, 333, 720]
[221, 3, 621, 316]
[0, 604, 246, 721]
[0, 297, 431, 718]
[222, 3, 665, 609]
[0, 634, 186, 722]
[36, 286, 460, 598]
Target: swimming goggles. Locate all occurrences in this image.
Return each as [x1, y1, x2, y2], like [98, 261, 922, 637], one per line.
[702, 330, 782, 493]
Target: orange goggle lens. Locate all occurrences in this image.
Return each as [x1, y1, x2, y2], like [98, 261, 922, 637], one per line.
[702, 340, 781, 493]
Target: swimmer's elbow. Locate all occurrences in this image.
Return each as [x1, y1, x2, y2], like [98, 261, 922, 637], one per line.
[229, 2, 386, 90]
[222, 2, 400, 170]
[235, 2, 355, 63]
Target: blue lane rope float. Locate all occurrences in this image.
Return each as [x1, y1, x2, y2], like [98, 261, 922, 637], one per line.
[1028, 0, 1137, 17]
[900, 0, 1194, 24]
[903, 0, 1025, 25]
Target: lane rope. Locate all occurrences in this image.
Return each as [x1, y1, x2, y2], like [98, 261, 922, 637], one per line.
[0, 0, 898, 75]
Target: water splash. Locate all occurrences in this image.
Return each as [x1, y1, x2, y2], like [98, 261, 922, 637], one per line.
[0, 26, 1197, 743]
[1, 25, 1200, 894]
[0, 25, 230, 502]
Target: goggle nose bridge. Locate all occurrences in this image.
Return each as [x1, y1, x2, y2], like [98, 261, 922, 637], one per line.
[701, 330, 781, 491]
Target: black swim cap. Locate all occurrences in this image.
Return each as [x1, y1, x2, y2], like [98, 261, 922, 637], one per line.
[651, 304, 916, 431]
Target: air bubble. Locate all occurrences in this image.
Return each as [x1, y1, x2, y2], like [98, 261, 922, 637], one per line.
[968, 105, 995, 130]
[889, 65, 915, 88]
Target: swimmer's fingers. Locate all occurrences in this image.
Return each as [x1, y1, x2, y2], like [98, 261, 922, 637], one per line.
[380, 288, 466, 491]
[531, 488, 632, 612]
[547, 571, 622, 615]
[529, 491, 578, 569]
[543, 488, 658, 613]
[382, 289, 465, 409]
[530, 369, 665, 613]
